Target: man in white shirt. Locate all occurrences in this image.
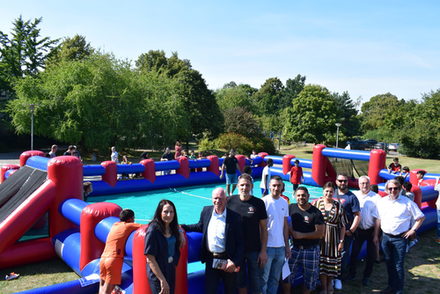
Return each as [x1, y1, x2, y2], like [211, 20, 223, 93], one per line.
[181, 188, 244, 294]
[374, 179, 425, 294]
[348, 176, 381, 286]
[261, 176, 290, 294]
[260, 158, 274, 196]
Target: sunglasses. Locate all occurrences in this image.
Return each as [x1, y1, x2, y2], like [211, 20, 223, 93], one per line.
[388, 187, 400, 191]
[337, 179, 348, 183]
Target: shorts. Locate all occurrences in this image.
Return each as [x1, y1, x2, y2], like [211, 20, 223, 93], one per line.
[225, 172, 238, 185]
[289, 245, 320, 291]
[100, 257, 123, 284]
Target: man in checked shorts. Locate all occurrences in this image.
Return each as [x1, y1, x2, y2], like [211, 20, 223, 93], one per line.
[287, 187, 325, 293]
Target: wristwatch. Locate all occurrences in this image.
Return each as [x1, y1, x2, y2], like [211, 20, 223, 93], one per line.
[339, 239, 344, 244]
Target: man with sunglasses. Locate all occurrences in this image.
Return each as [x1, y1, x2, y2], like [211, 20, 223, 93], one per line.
[334, 174, 361, 290]
[374, 179, 424, 294]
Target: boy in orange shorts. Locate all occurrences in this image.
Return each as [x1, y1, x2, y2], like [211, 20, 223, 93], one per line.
[99, 209, 142, 294]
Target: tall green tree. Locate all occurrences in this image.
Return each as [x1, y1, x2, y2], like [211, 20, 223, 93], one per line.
[282, 74, 306, 108]
[399, 90, 440, 158]
[359, 93, 405, 141]
[47, 34, 94, 65]
[0, 16, 58, 94]
[283, 84, 338, 144]
[253, 77, 285, 115]
[332, 91, 361, 138]
[136, 51, 223, 140]
[215, 83, 257, 112]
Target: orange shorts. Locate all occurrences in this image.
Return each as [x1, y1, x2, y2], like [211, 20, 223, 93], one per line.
[100, 257, 123, 284]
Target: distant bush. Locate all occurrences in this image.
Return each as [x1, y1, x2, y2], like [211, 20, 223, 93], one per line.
[215, 133, 253, 154]
[252, 136, 276, 154]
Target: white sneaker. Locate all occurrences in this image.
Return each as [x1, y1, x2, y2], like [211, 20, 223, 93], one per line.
[334, 279, 342, 290]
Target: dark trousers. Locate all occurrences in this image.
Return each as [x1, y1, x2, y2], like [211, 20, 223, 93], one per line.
[339, 234, 353, 278]
[381, 233, 408, 294]
[349, 227, 375, 278]
[205, 259, 238, 294]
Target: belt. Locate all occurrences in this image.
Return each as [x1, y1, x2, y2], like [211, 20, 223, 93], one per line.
[293, 244, 317, 250]
[212, 252, 228, 259]
[384, 232, 404, 238]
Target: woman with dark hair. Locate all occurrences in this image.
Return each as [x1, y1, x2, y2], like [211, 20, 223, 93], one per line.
[314, 182, 347, 294]
[145, 200, 182, 294]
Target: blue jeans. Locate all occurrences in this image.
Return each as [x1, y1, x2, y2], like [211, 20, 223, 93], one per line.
[339, 234, 353, 278]
[261, 247, 285, 294]
[437, 209, 440, 238]
[238, 251, 262, 293]
[381, 233, 408, 294]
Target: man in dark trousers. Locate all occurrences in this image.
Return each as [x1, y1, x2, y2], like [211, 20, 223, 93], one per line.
[181, 187, 244, 294]
[220, 149, 242, 196]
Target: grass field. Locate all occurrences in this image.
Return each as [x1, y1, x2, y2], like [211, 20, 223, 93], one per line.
[1, 144, 439, 293]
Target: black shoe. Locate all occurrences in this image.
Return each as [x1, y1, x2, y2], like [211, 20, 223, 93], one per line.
[380, 287, 394, 294]
[362, 277, 369, 287]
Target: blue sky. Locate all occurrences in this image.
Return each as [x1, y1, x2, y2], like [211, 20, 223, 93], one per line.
[1, 0, 440, 103]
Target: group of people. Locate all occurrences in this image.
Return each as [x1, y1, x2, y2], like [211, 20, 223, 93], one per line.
[98, 169, 425, 294]
[46, 144, 81, 160]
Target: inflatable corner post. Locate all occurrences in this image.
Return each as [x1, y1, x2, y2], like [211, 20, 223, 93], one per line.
[79, 202, 122, 269]
[101, 161, 117, 186]
[283, 154, 295, 175]
[368, 149, 386, 185]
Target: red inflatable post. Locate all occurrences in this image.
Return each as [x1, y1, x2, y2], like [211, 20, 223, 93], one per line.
[411, 186, 422, 208]
[368, 149, 386, 185]
[236, 155, 245, 172]
[312, 144, 326, 186]
[19, 150, 46, 166]
[133, 225, 151, 294]
[101, 161, 117, 186]
[207, 155, 219, 175]
[0, 164, 19, 183]
[282, 155, 295, 175]
[141, 159, 156, 183]
[47, 156, 83, 237]
[258, 152, 268, 167]
[176, 156, 190, 178]
[132, 225, 188, 294]
[79, 202, 122, 270]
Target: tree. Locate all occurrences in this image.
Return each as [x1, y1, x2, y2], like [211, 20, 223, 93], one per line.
[282, 74, 306, 108]
[399, 90, 440, 158]
[223, 107, 262, 138]
[136, 51, 223, 140]
[359, 93, 405, 141]
[283, 84, 338, 144]
[0, 16, 58, 94]
[7, 53, 190, 151]
[47, 34, 94, 65]
[215, 83, 257, 112]
[253, 77, 285, 115]
[332, 91, 361, 138]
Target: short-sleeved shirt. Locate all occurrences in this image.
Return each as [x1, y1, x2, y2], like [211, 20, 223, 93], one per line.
[223, 156, 238, 174]
[388, 163, 402, 172]
[162, 152, 174, 161]
[376, 195, 424, 235]
[353, 190, 381, 230]
[289, 204, 324, 247]
[101, 222, 142, 258]
[335, 190, 360, 227]
[290, 166, 303, 184]
[227, 195, 268, 252]
[263, 196, 289, 247]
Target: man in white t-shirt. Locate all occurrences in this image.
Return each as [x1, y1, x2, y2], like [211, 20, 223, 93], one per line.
[261, 176, 290, 294]
[348, 176, 381, 286]
[111, 146, 119, 163]
[260, 158, 273, 197]
[374, 179, 425, 294]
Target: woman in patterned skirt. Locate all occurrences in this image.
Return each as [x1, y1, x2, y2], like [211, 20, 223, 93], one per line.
[314, 182, 347, 294]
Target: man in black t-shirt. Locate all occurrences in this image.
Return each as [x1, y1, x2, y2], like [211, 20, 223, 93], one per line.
[227, 173, 267, 294]
[161, 147, 174, 175]
[221, 149, 241, 196]
[287, 186, 324, 294]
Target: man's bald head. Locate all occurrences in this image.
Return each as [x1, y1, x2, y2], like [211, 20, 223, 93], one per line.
[212, 187, 227, 214]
